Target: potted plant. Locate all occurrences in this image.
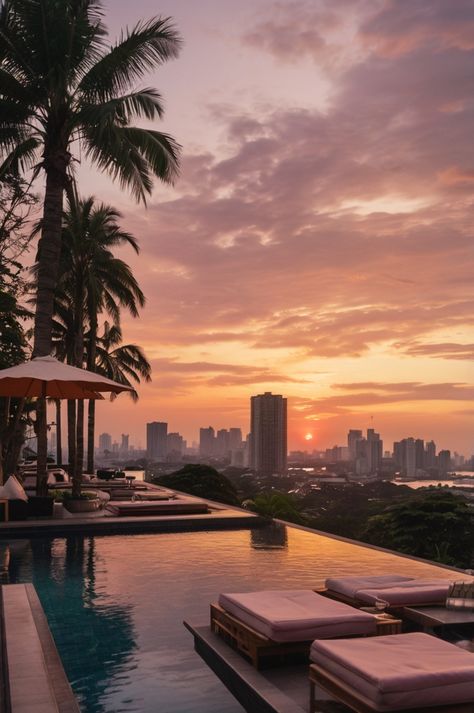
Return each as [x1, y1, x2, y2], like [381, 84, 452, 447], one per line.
[57, 490, 101, 514]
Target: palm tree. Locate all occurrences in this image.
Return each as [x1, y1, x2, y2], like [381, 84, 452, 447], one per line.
[54, 196, 146, 489]
[0, 0, 181, 487]
[89, 321, 151, 468]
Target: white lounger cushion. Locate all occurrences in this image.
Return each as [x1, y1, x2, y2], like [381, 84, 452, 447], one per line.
[356, 579, 451, 606]
[311, 633, 474, 710]
[218, 590, 376, 643]
[325, 575, 451, 605]
[325, 575, 414, 600]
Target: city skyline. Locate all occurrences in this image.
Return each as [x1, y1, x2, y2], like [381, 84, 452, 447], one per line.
[80, 0, 473, 453]
[96, 418, 471, 461]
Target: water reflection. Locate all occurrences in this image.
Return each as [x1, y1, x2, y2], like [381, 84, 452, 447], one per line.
[8, 536, 137, 713]
[250, 523, 288, 550]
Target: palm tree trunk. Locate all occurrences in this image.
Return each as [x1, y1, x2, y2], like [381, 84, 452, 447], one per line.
[87, 399, 95, 474]
[55, 399, 62, 465]
[32, 156, 69, 493]
[86, 316, 98, 474]
[67, 399, 76, 484]
[75, 399, 84, 491]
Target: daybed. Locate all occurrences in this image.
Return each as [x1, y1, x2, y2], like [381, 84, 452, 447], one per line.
[310, 632, 474, 713]
[212, 589, 382, 668]
[323, 575, 452, 607]
[105, 496, 209, 517]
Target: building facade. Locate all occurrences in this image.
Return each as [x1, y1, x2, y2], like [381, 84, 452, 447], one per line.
[249, 392, 287, 475]
[146, 421, 168, 461]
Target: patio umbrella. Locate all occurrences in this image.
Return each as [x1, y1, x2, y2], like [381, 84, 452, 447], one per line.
[0, 356, 133, 492]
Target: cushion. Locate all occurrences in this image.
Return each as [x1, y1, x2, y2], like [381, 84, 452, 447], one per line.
[325, 575, 414, 600]
[105, 497, 208, 516]
[218, 590, 377, 643]
[2, 475, 28, 502]
[311, 633, 474, 710]
[356, 579, 451, 606]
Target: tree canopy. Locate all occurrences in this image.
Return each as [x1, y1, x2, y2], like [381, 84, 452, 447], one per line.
[154, 464, 240, 506]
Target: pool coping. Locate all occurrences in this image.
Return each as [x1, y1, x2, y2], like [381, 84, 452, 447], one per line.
[0, 495, 264, 538]
[184, 621, 307, 713]
[1, 583, 80, 713]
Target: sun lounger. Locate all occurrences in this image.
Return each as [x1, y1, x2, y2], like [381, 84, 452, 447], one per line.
[212, 590, 378, 668]
[323, 575, 452, 607]
[310, 632, 474, 713]
[105, 497, 209, 517]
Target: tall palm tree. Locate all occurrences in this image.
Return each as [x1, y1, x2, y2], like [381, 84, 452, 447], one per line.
[0, 0, 180, 488]
[89, 321, 151, 466]
[54, 196, 145, 489]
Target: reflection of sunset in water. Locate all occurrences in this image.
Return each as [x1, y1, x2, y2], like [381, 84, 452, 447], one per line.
[6, 526, 464, 712]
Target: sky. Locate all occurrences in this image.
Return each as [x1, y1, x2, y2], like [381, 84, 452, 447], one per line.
[71, 0, 474, 454]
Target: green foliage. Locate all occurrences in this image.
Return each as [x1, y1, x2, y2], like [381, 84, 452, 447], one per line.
[154, 464, 240, 506]
[245, 491, 305, 525]
[0, 2, 181, 198]
[301, 481, 414, 539]
[362, 489, 473, 567]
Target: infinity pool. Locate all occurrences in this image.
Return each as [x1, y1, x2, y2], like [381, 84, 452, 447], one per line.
[3, 525, 458, 713]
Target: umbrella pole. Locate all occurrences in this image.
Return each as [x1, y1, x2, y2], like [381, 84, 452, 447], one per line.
[36, 384, 48, 497]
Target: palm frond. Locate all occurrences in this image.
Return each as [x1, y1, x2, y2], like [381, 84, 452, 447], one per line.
[78, 16, 181, 100]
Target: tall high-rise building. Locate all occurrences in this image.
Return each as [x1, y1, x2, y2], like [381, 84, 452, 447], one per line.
[366, 428, 383, 473]
[167, 432, 184, 459]
[424, 440, 436, 469]
[146, 421, 167, 460]
[215, 429, 230, 457]
[347, 429, 363, 460]
[121, 434, 129, 455]
[199, 426, 215, 458]
[438, 449, 451, 476]
[98, 432, 112, 453]
[249, 392, 287, 474]
[228, 428, 243, 451]
[415, 439, 424, 469]
[405, 437, 416, 477]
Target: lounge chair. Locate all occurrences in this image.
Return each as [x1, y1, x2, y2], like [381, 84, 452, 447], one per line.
[105, 497, 209, 517]
[212, 590, 381, 668]
[310, 632, 474, 713]
[322, 575, 452, 607]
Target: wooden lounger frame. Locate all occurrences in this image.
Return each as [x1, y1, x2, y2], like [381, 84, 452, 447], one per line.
[210, 603, 401, 669]
[309, 663, 473, 713]
[210, 602, 311, 668]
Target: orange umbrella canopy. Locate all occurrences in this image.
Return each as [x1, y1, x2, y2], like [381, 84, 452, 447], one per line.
[0, 356, 132, 399]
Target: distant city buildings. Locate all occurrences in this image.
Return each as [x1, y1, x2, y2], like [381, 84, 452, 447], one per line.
[198, 425, 243, 462]
[249, 391, 287, 475]
[146, 421, 167, 461]
[96, 407, 466, 477]
[98, 432, 112, 453]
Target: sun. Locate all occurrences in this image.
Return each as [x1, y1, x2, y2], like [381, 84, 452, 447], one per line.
[304, 433, 313, 441]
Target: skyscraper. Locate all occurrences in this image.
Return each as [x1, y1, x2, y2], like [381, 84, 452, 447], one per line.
[249, 392, 287, 474]
[98, 432, 112, 453]
[146, 422, 167, 460]
[347, 429, 363, 460]
[199, 426, 215, 458]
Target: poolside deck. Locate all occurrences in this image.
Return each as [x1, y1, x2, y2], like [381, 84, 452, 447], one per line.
[1, 583, 80, 713]
[0, 503, 262, 537]
[0, 488, 263, 537]
[185, 621, 329, 713]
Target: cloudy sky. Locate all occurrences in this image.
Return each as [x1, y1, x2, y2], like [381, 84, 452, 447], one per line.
[85, 0, 474, 454]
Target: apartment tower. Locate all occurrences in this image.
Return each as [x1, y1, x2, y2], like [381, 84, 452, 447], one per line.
[146, 421, 168, 461]
[250, 392, 287, 475]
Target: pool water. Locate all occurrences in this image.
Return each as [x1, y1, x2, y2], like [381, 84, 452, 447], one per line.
[3, 525, 457, 713]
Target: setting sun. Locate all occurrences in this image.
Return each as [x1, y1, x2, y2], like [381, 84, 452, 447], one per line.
[304, 433, 313, 441]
